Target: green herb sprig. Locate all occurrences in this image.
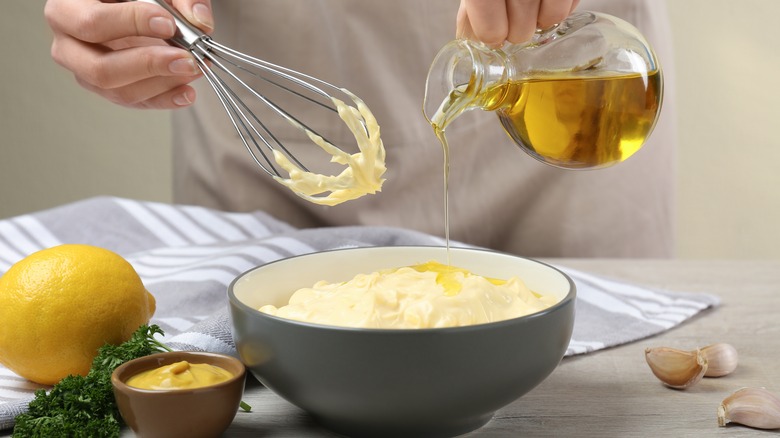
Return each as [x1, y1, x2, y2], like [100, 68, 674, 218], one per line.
[12, 325, 171, 438]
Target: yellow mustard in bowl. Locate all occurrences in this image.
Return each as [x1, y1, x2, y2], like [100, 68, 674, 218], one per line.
[126, 360, 234, 390]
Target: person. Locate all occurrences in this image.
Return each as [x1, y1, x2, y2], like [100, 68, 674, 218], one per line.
[43, 0, 676, 258]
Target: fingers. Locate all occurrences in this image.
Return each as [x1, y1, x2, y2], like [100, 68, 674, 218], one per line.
[77, 73, 199, 109]
[49, 29, 201, 108]
[52, 36, 198, 89]
[45, 0, 214, 42]
[455, 1, 470, 39]
[171, 0, 214, 32]
[536, 0, 579, 30]
[506, 0, 541, 44]
[458, 0, 510, 48]
[45, 0, 176, 43]
[44, 0, 207, 109]
[456, 0, 581, 46]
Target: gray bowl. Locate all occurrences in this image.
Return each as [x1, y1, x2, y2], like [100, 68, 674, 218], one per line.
[228, 246, 575, 438]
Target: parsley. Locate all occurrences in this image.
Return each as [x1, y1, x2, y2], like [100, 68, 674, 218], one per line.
[12, 325, 171, 438]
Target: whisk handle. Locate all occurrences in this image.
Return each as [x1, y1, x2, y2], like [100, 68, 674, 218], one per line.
[119, 0, 207, 49]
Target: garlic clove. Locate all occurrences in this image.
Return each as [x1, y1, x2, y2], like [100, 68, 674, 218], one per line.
[645, 346, 708, 389]
[718, 387, 780, 429]
[701, 343, 738, 377]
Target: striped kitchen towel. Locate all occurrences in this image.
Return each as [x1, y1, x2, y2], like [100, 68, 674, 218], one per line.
[0, 196, 720, 429]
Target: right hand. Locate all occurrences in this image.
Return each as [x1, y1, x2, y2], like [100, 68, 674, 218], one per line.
[457, 0, 581, 48]
[44, 0, 214, 109]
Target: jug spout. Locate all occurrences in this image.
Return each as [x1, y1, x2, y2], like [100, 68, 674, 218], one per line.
[423, 40, 509, 129]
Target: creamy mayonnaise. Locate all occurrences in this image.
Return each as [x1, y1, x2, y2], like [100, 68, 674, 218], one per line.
[272, 90, 386, 206]
[259, 261, 560, 329]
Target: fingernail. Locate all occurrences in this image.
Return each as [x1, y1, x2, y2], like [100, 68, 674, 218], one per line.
[173, 89, 195, 107]
[168, 57, 198, 75]
[192, 3, 214, 30]
[149, 16, 175, 37]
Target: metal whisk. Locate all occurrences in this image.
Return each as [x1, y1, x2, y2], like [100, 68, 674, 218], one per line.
[128, 0, 364, 178]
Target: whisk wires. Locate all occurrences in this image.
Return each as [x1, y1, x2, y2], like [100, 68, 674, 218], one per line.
[190, 37, 347, 177]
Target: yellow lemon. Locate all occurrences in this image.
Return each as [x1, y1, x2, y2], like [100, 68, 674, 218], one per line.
[0, 244, 155, 385]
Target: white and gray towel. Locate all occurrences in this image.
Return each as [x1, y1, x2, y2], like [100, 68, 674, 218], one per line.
[0, 197, 720, 429]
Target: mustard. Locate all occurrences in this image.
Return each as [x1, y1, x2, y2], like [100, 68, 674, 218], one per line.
[126, 361, 233, 390]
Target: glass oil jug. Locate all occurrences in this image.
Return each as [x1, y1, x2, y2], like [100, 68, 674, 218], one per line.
[423, 12, 663, 169]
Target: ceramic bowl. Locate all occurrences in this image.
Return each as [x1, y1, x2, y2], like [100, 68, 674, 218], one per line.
[228, 246, 575, 438]
[111, 351, 246, 438]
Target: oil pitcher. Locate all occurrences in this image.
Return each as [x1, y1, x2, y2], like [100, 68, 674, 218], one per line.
[424, 11, 663, 169]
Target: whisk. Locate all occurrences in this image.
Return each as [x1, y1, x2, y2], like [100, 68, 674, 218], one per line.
[125, 0, 375, 180]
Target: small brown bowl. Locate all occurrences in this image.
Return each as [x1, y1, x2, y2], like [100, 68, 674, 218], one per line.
[111, 351, 246, 438]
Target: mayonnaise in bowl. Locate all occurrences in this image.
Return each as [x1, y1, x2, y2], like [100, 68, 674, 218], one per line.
[259, 260, 561, 329]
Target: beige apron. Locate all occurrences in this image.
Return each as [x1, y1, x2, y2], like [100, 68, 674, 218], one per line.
[172, 0, 676, 258]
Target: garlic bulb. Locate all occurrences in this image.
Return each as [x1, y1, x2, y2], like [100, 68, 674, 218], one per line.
[718, 387, 780, 429]
[644, 347, 708, 389]
[701, 343, 738, 377]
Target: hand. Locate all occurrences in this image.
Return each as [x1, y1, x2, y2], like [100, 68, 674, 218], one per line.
[44, 0, 214, 109]
[456, 0, 581, 47]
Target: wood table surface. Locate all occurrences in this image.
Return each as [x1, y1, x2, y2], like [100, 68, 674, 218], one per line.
[154, 259, 780, 437]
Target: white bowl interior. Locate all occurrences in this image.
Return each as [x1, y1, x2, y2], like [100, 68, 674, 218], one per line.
[232, 246, 572, 311]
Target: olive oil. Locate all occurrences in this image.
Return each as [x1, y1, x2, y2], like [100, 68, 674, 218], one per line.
[429, 70, 662, 254]
[494, 71, 662, 168]
[433, 71, 662, 168]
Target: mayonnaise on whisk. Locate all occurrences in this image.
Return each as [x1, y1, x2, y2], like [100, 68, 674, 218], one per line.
[272, 90, 386, 206]
[259, 261, 560, 329]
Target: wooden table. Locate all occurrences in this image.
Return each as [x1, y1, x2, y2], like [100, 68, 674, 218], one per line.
[174, 260, 780, 436]
[0, 258, 747, 438]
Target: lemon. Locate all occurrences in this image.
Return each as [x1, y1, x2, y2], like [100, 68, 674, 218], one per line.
[0, 244, 155, 385]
